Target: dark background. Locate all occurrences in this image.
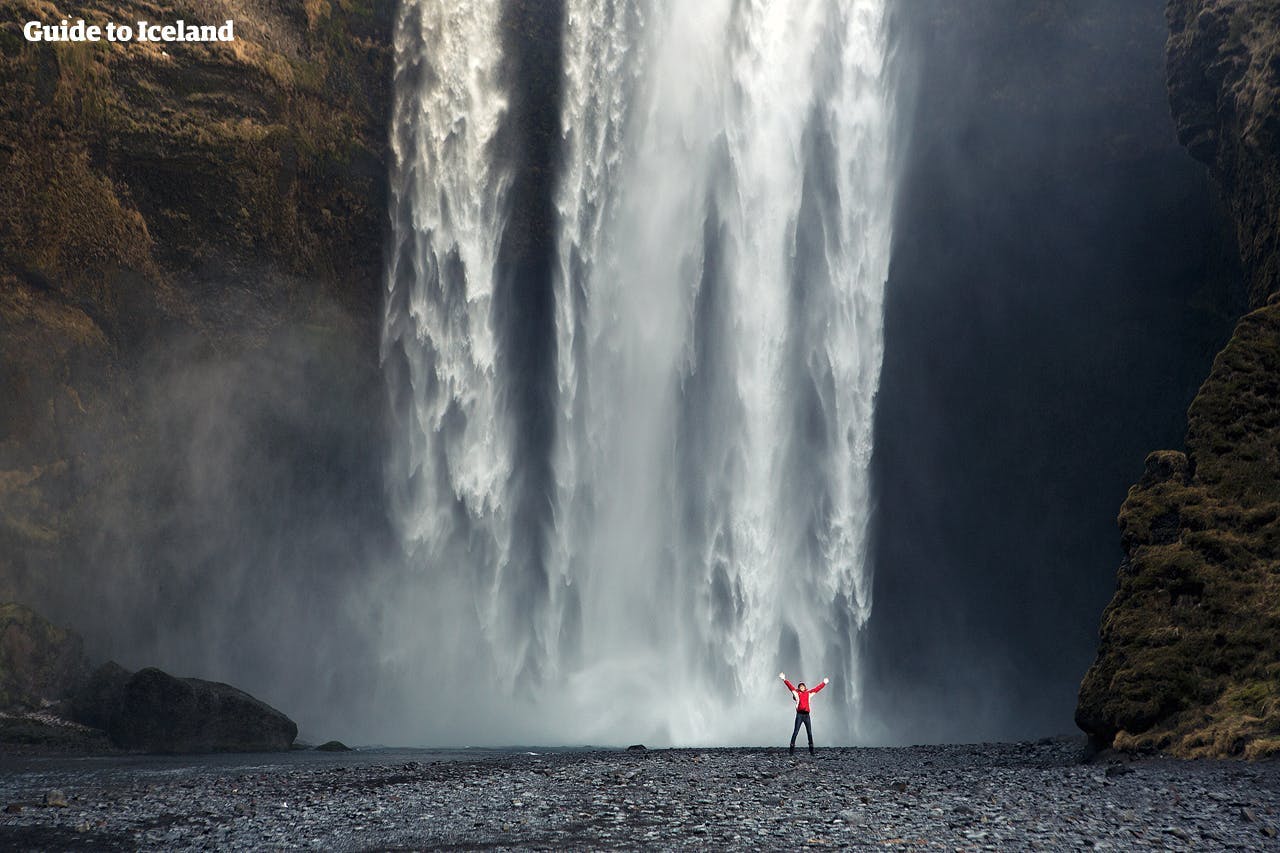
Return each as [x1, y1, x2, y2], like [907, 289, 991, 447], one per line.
[862, 0, 1243, 743]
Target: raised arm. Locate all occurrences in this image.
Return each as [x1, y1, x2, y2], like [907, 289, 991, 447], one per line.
[810, 677, 830, 695]
[780, 672, 796, 693]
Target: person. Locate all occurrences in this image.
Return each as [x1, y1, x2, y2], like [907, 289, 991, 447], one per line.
[779, 672, 829, 756]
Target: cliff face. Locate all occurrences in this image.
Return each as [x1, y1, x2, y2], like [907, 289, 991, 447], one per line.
[1077, 0, 1280, 758]
[0, 1, 392, 708]
[1167, 0, 1280, 308]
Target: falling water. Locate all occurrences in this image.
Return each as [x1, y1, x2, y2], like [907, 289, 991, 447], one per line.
[382, 0, 896, 746]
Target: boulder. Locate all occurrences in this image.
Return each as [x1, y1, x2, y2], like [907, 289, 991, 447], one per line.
[67, 661, 131, 731]
[316, 740, 352, 752]
[0, 602, 89, 711]
[104, 667, 298, 753]
[0, 604, 297, 753]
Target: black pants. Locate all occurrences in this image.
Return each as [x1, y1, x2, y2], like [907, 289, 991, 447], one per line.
[790, 712, 813, 753]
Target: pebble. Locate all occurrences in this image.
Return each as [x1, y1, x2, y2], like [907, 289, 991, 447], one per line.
[0, 739, 1277, 850]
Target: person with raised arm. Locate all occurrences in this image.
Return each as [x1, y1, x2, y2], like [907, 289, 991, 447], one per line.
[779, 672, 830, 756]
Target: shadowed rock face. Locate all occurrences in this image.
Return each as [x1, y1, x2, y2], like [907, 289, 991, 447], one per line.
[68, 661, 298, 752]
[1167, 0, 1280, 308]
[1077, 0, 1280, 758]
[105, 667, 298, 753]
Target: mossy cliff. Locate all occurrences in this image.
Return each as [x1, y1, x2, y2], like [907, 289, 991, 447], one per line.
[0, 2, 391, 642]
[1077, 0, 1280, 758]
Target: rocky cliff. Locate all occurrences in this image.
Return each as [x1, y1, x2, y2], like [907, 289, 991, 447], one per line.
[1077, 0, 1280, 758]
[0, 1, 392, 710]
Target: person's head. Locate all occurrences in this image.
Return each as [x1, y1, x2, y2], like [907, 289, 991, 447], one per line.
[797, 682, 806, 691]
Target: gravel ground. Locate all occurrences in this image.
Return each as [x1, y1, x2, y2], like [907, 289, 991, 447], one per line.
[1, 738, 1278, 850]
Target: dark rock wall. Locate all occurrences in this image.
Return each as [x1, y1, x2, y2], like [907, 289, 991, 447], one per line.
[0, 0, 394, 736]
[1076, 0, 1280, 758]
[865, 0, 1243, 743]
[1167, 0, 1280, 309]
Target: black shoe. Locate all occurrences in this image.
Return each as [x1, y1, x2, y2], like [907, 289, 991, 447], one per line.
[789, 746, 795, 757]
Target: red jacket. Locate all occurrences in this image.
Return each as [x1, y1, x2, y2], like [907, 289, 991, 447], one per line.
[783, 679, 825, 713]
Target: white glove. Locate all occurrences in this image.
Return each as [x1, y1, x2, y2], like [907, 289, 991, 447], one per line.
[823, 677, 830, 684]
[778, 672, 786, 680]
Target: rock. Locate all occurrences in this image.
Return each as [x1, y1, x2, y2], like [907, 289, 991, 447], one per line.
[68, 661, 132, 731]
[1241, 806, 1258, 823]
[1167, 0, 1280, 306]
[1104, 764, 1133, 777]
[0, 602, 90, 712]
[105, 667, 297, 753]
[5, 803, 21, 814]
[44, 789, 68, 807]
[316, 740, 352, 752]
[0, 0, 394, 670]
[1077, 307, 1280, 758]
[70, 663, 298, 753]
[627, 744, 646, 752]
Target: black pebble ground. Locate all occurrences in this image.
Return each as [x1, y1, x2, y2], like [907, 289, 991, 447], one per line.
[2, 738, 1278, 850]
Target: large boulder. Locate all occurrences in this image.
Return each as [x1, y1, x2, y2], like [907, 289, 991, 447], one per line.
[67, 660, 132, 732]
[98, 667, 298, 753]
[0, 602, 89, 711]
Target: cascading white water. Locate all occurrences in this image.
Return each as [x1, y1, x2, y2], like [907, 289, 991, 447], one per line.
[382, 0, 896, 747]
[380, 0, 519, 697]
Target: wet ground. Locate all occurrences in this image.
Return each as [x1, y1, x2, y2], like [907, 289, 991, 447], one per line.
[1, 738, 1278, 850]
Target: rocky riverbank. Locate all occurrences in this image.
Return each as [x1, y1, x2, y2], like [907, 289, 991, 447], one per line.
[1, 738, 1277, 850]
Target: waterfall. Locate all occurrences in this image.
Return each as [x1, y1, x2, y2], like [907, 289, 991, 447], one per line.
[382, 0, 896, 746]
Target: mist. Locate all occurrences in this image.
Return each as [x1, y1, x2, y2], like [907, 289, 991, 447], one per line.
[12, 295, 393, 743]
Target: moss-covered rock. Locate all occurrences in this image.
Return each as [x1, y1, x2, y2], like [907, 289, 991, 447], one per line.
[0, 602, 90, 711]
[1167, 0, 1280, 309]
[1077, 269, 1280, 759]
[1077, 0, 1280, 759]
[0, 1, 392, 627]
[0, 0, 391, 304]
